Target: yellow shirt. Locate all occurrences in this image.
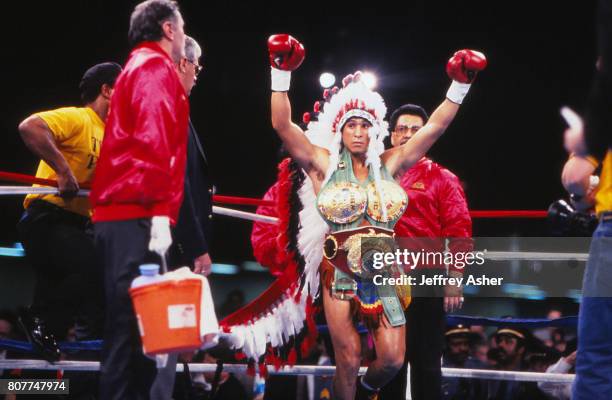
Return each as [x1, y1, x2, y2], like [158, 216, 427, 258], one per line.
[590, 150, 612, 214]
[23, 107, 104, 217]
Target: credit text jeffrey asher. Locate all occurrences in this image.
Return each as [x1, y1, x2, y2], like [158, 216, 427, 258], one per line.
[371, 249, 504, 287]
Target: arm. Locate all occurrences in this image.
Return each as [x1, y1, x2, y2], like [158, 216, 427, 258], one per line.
[384, 50, 487, 176]
[131, 57, 186, 257]
[560, 12, 611, 191]
[384, 100, 459, 176]
[130, 58, 177, 209]
[439, 169, 473, 271]
[437, 169, 473, 312]
[268, 34, 329, 176]
[271, 92, 322, 172]
[561, 156, 597, 195]
[173, 176, 210, 267]
[537, 353, 574, 398]
[18, 115, 79, 196]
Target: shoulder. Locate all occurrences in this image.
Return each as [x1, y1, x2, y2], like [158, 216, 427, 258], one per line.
[35, 106, 87, 124]
[399, 157, 432, 180]
[429, 160, 461, 184]
[38, 106, 83, 117]
[124, 48, 175, 83]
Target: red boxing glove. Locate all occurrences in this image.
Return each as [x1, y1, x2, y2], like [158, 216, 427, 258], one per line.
[268, 34, 305, 71]
[446, 49, 487, 84]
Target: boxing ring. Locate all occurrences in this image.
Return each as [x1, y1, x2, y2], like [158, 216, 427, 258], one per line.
[0, 316, 579, 383]
[0, 361, 576, 384]
[0, 171, 582, 388]
[0, 315, 579, 384]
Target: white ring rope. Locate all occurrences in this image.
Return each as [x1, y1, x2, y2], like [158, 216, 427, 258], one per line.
[0, 186, 90, 196]
[442, 367, 574, 383]
[0, 186, 280, 225]
[212, 205, 279, 224]
[0, 359, 574, 383]
[483, 251, 589, 262]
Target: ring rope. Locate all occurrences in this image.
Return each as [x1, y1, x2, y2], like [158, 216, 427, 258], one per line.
[0, 170, 551, 217]
[484, 251, 588, 262]
[0, 359, 575, 383]
[0, 316, 579, 354]
[0, 186, 90, 196]
[0, 186, 569, 227]
[212, 205, 278, 224]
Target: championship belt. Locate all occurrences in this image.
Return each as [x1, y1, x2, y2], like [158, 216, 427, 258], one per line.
[323, 226, 397, 280]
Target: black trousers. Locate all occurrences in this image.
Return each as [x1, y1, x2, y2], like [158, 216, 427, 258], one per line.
[380, 272, 446, 400]
[95, 218, 159, 400]
[17, 200, 104, 341]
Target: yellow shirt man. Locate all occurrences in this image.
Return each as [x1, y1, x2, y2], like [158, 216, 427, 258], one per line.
[23, 107, 104, 217]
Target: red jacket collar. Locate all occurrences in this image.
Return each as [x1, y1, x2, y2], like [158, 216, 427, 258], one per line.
[132, 41, 174, 63]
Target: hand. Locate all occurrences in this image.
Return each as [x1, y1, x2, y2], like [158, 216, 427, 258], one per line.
[572, 175, 599, 212]
[561, 106, 587, 154]
[564, 350, 577, 366]
[194, 252, 212, 276]
[268, 34, 306, 71]
[148, 216, 172, 257]
[444, 285, 464, 313]
[56, 169, 79, 198]
[444, 272, 464, 313]
[446, 49, 487, 84]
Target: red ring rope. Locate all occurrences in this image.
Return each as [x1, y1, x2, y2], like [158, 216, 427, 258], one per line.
[0, 170, 550, 218]
[0, 171, 91, 189]
[469, 210, 548, 218]
[212, 195, 275, 207]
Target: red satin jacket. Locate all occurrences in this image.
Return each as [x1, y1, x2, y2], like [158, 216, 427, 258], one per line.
[90, 42, 189, 225]
[394, 158, 472, 272]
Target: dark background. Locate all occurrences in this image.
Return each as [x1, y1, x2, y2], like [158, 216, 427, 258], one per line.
[0, 1, 599, 264]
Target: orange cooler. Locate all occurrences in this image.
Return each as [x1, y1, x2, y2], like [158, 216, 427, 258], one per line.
[129, 278, 203, 355]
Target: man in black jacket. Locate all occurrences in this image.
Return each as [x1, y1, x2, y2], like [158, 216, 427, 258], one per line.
[171, 35, 213, 275]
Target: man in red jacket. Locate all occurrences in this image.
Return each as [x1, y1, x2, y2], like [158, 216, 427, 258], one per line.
[381, 104, 472, 400]
[89, 1, 189, 398]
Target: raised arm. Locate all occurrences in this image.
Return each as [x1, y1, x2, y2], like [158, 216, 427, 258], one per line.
[268, 34, 328, 174]
[384, 50, 487, 176]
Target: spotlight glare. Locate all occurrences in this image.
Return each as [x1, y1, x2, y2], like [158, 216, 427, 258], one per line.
[362, 72, 377, 89]
[319, 72, 336, 88]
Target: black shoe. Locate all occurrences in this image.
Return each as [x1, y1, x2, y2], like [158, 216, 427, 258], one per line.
[17, 308, 61, 363]
[355, 376, 380, 400]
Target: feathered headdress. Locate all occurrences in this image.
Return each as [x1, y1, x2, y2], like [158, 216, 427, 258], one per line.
[303, 71, 389, 188]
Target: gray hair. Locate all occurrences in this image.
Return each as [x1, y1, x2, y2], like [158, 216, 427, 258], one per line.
[128, 0, 180, 47]
[184, 36, 202, 63]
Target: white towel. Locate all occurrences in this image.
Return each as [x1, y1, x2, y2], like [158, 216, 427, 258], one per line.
[163, 267, 219, 349]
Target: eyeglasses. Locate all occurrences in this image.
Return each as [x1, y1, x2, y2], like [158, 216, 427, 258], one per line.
[394, 124, 423, 135]
[186, 59, 203, 77]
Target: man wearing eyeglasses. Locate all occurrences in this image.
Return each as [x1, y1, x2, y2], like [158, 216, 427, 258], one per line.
[149, 35, 214, 400]
[381, 104, 473, 400]
[170, 35, 213, 277]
